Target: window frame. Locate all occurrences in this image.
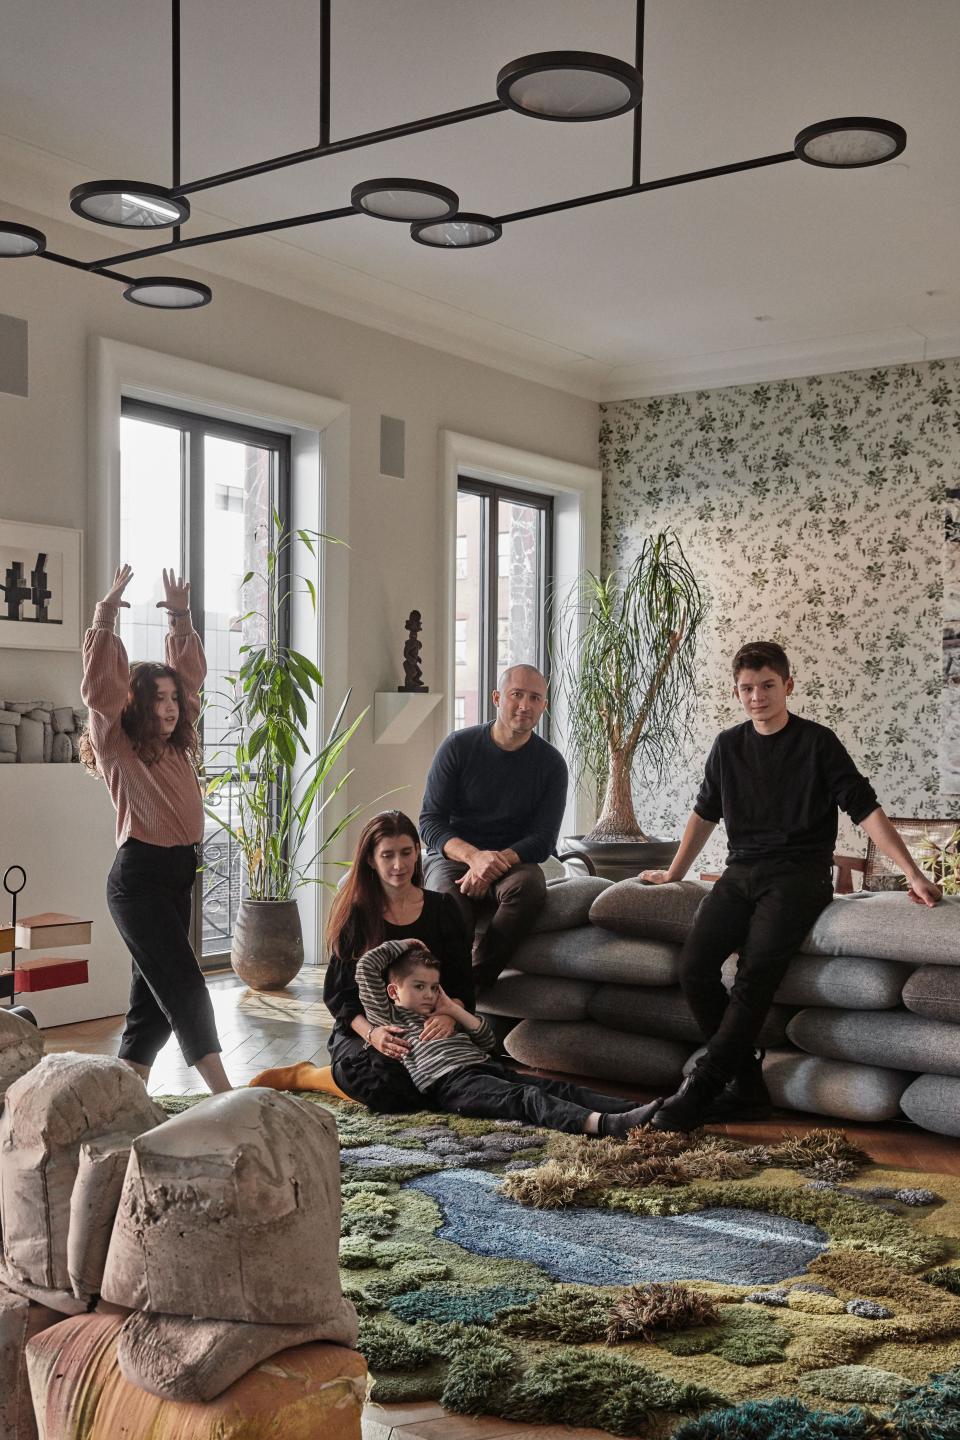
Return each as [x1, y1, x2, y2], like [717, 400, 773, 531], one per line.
[120, 396, 292, 969]
[456, 475, 554, 731]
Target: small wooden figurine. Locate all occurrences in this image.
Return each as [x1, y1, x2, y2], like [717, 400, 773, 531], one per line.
[398, 610, 428, 693]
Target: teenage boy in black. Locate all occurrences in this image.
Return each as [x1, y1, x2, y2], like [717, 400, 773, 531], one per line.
[637, 640, 942, 1132]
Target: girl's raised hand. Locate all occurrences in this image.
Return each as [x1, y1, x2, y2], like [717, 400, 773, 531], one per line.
[103, 564, 133, 608]
[157, 568, 190, 615]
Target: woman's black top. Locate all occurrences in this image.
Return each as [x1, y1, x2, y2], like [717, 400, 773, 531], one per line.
[323, 889, 473, 1111]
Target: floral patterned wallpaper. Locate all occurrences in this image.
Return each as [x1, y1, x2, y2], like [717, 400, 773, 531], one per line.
[600, 360, 960, 867]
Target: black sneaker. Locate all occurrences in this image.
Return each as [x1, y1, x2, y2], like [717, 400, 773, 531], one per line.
[650, 1068, 728, 1132]
[702, 1051, 771, 1122]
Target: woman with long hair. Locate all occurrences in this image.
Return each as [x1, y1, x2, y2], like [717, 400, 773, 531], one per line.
[80, 563, 231, 1094]
[323, 810, 473, 1110]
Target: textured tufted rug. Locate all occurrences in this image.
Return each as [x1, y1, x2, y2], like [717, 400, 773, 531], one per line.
[159, 1097, 960, 1438]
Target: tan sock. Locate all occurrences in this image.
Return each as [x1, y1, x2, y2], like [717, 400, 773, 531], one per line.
[248, 1061, 356, 1101]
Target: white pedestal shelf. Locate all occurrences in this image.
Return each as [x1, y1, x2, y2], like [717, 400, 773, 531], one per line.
[373, 692, 443, 745]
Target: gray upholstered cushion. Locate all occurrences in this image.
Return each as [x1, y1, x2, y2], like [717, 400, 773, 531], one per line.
[530, 876, 612, 933]
[586, 984, 793, 1048]
[763, 1048, 911, 1123]
[899, 1074, 960, 1137]
[721, 953, 911, 1010]
[510, 928, 682, 986]
[504, 1019, 687, 1088]
[901, 966, 960, 1024]
[801, 893, 960, 965]
[588, 880, 708, 942]
[786, 1008, 960, 1077]
[478, 972, 596, 1022]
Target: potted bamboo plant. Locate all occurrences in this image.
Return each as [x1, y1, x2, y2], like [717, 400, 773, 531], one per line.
[553, 530, 706, 878]
[205, 520, 365, 989]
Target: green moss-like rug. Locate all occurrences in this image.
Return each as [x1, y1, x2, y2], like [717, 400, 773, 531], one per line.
[158, 1096, 960, 1438]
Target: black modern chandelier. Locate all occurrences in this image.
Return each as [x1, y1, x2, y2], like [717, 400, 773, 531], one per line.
[0, 1, 907, 310]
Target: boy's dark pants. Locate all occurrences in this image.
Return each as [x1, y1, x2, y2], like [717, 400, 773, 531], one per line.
[681, 858, 834, 1083]
[426, 1060, 639, 1134]
[423, 853, 546, 990]
[107, 838, 221, 1068]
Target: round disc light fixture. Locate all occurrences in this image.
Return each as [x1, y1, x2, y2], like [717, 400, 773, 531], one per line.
[496, 51, 642, 121]
[123, 276, 212, 310]
[0, 222, 46, 257]
[351, 178, 458, 222]
[794, 118, 906, 169]
[70, 180, 190, 229]
[411, 213, 502, 248]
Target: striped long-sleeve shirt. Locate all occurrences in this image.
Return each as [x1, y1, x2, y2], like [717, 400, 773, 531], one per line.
[355, 938, 496, 1092]
[81, 601, 205, 847]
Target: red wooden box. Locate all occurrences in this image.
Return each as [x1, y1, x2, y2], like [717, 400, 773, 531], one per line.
[12, 957, 89, 993]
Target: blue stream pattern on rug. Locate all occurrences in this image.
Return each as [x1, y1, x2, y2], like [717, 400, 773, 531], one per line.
[408, 1169, 828, 1286]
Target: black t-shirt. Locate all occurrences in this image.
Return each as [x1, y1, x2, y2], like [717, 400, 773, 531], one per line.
[323, 889, 474, 1034]
[693, 712, 879, 867]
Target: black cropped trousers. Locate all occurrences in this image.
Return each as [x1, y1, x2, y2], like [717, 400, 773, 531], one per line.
[107, 838, 221, 1069]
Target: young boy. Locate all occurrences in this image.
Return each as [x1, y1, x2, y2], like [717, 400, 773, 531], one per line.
[355, 938, 656, 1137]
[636, 640, 942, 1133]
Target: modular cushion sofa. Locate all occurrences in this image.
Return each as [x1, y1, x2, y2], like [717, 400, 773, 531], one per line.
[477, 877, 960, 1138]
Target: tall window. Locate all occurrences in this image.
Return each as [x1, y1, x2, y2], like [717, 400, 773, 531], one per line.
[119, 398, 291, 968]
[455, 478, 553, 729]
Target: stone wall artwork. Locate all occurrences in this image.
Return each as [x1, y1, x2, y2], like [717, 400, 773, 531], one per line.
[0, 519, 82, 650]
[0, 702, 88, 763]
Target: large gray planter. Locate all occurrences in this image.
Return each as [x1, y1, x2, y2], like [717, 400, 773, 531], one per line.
[563, 835, 681, 882]
[231, 898, 304, 991]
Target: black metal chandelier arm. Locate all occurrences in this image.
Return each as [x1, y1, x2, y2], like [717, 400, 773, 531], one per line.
[170, 99, 508, 200]
[495, 149, 798, 227]
[88, 203, 358, 271]
[171, 0, 181, 240]
[319, 0, 331, 147]
[39, 251, 134, 284]
[632, 0, 645, 187]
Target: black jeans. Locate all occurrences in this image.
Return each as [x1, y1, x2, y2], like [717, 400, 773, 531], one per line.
[107, 839, 221, 1069]
[680, 858, 834, 1083]
[426, 1060, 639, 1135]
[423, 853, 546, 990]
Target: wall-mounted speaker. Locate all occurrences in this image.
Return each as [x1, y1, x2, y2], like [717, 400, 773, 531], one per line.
[0, 314, 28, 397]
[380, 414, 405, 480]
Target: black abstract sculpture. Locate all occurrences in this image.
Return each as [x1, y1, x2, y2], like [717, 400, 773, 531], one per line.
[0, 552, 57, 623]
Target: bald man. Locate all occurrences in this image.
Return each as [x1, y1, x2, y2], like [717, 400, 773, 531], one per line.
[420, 665, 568, 992]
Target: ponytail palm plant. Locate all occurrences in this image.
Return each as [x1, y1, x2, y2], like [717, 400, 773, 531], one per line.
[553, 531, 706, 843]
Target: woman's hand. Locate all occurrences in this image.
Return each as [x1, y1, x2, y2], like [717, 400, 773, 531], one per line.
[102, 564, 133, 609]
[157, 568, 190, 615]
[420, 1012, 456, 1044]
[368, 1024, 411, 1060]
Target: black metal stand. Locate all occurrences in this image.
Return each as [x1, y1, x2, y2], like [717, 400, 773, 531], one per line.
[2, 865, 38, 1025]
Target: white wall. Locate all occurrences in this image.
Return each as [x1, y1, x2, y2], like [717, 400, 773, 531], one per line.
[0, 202, 598, 1016]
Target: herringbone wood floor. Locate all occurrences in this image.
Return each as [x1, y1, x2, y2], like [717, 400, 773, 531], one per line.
[42, 968, 960, 1440]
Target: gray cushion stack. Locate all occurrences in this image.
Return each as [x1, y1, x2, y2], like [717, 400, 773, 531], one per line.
[788, 893, 960, 1137]
[484, 874, 960, 1137]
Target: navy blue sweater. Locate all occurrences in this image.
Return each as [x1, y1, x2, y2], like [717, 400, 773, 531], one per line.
[694, 712, 879, 867]
[420, 724, 568, 864]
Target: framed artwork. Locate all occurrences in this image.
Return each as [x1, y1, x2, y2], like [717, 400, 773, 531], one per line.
[0, 519, 83, 651]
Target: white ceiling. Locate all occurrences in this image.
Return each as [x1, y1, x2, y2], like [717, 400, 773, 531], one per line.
[2, 0, 959, 399]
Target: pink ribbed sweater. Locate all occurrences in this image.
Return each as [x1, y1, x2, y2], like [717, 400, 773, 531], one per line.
[81, 601, 206, 847]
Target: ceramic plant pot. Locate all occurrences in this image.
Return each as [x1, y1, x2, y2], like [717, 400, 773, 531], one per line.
[563, 835, 681, 882]
[231, 898, 304, 991]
